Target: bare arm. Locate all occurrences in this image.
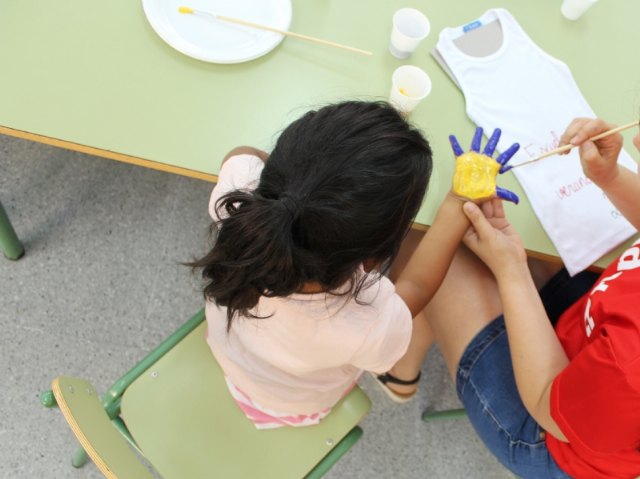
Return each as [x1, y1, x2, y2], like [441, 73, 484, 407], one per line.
[462, 200, 569, 441]
[395, 194, 469, 317]
[493, 260, 568, 441]
[222, 146, 269, 165]
[461, 118, 640, 439]
[560, 118, 640, 230]
[394, 126, 521, 317]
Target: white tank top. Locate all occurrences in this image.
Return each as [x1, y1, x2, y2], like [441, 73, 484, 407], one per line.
[436, 8, 636, 274]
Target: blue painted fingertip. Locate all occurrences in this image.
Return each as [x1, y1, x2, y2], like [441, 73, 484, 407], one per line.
[497, 142, 520, 165]
[471, 127, 483, 152]
[483, 128, 501, 156]
[449, 135, 464, 157]
[496, 186, 519, 204]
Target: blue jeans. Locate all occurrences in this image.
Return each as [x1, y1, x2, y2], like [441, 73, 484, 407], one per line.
[455, 268, 599, 479]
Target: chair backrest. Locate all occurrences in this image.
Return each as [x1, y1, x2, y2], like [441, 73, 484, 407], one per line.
[120, 321, 371, 479]
[51, 376, 155, 479]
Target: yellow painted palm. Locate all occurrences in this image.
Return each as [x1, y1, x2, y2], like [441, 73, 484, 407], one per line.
[450, 127, 520, 204]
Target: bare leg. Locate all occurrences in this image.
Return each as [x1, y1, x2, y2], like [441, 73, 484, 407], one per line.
[425, 245, 503, 383]
[386, 311, 435, 395]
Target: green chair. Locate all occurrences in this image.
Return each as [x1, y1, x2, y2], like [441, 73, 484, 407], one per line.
[42, 309, 371, 479]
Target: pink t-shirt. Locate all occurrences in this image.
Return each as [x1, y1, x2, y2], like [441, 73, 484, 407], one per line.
[205, 155, 412, 415]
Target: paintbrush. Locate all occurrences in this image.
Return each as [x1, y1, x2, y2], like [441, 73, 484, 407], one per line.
[178, 6, 373, 56]
[511, 120, 640, 169]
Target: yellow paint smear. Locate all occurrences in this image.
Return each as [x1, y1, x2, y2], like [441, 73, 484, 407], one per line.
[452, 151, 500, 200]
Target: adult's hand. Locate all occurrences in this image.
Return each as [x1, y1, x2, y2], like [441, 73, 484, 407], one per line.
[559, 117, 624, 187]
[461, 199, 526, 276]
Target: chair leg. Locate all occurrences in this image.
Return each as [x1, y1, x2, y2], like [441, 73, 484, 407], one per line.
[422, 408, 467, 421]
[71, 448, 89, 468]
[40, 390, 90, 469]
[0, 200, 24, 260]
[40, 390, 57, 408]
[304, 426, 364, 479]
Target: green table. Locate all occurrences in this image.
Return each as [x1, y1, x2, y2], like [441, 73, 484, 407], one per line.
[1, 0, 638, 265]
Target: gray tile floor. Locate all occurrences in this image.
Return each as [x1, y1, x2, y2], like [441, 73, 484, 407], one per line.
[0, 134, 512, 478]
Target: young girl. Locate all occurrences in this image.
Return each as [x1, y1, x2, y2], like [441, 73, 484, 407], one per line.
[190, 101, 469, 428]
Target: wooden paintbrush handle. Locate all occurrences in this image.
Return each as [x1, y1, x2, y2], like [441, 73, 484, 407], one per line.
[512, 120, 640, 169]
[215, 15, 373, 56]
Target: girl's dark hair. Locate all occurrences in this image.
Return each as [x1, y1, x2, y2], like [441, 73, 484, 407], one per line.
[190, 101, 432, 329]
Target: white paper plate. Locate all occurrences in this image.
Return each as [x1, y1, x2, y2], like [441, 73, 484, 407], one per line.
[142, 0, 292, 63]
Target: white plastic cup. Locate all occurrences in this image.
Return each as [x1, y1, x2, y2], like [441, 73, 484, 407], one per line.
[389, 65, 432, 114]
[389, 8, 430, 59]
[561, 0, 598, 20]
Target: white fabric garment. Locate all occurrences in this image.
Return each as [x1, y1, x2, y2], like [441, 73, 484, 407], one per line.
[436, 8, 637, 274]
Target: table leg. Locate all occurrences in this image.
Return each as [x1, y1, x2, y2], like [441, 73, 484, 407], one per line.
[0, 200, 24, 260]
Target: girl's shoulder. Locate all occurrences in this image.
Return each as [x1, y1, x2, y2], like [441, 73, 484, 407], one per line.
[209, 154, 264, 220]
[217, 154, 264, 189]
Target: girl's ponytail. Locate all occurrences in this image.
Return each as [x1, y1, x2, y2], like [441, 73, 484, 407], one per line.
[191, 189, 309, 329]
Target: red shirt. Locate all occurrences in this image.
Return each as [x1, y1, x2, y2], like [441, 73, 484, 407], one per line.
[548, 238, 640, 478]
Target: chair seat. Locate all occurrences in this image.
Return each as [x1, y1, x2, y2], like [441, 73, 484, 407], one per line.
[121, 322, 371, 479]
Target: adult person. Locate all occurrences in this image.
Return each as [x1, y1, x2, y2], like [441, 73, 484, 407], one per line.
[388, 117, 640, 478]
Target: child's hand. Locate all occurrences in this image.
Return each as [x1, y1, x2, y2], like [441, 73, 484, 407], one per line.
[462, 199, 527, 275]
[450, 127, 520, 204]
[559, 118, 624, 188]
